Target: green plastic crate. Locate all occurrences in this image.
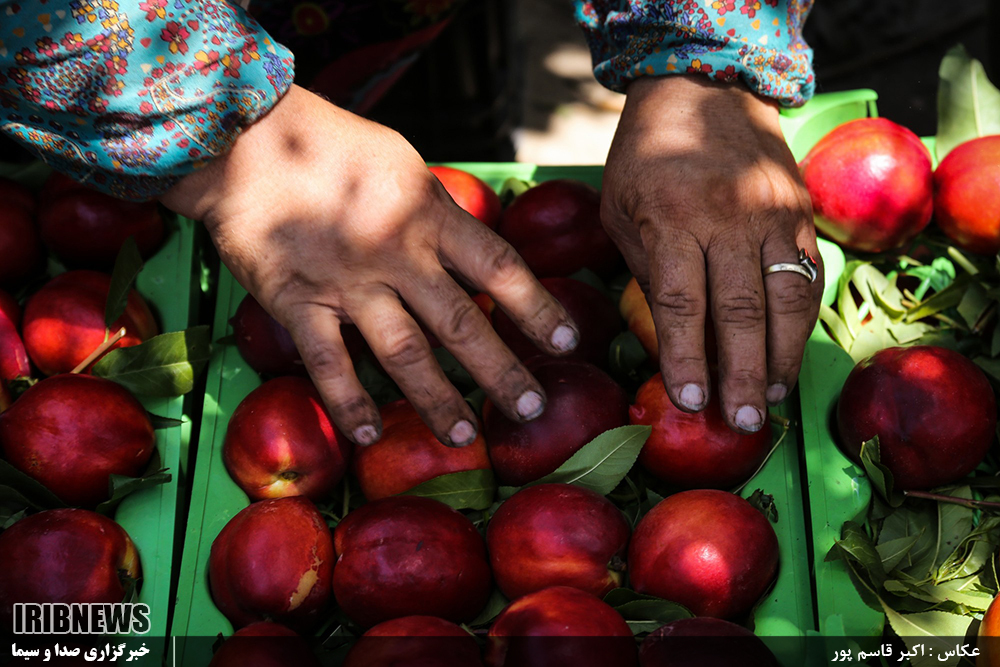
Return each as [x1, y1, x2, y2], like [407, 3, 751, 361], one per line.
[0, 162, 202, 643]
[171, 167, 819, 666]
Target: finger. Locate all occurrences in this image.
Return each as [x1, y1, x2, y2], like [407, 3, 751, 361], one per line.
[707, 232, 768, 434]
[400, 270, 546, 423]
[761, 223, 824, 406]
[350, 288, 480, 447]
[438, 216, 579, 357]
[283, 304, 382, 446]
[640, 224, 711, 414]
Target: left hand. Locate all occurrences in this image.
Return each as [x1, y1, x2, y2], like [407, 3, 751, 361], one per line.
[601, 75, 823, 434]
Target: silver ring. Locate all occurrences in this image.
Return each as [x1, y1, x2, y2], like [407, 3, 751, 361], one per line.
[763, 249, 818, 283]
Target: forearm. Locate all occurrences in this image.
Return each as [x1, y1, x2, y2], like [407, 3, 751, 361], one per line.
[0, 0, 294, 200]
[573, 0, 816, 107]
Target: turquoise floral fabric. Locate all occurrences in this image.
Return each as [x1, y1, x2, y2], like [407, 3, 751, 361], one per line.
[0, 0, 294, 200]
[0, 0, 815, 201]
[574, 0, 815, 106]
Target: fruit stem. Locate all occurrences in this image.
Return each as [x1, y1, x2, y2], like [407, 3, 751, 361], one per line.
[72, 327, 127, 374]
[947, 247, 980, 276]
[342, 479, 350, 519]
[903, 490, 1000, 511]
[769, 414, 793, 429]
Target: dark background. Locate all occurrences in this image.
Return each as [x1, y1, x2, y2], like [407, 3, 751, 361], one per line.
[368, 0, 998, 161]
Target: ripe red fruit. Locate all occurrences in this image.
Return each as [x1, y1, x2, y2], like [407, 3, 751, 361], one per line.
[629, 374, 772, 489]
[22, 270, 158, 376]
[209, 496, 334, 632]
[0, 509, 141, 632]
[208, 622, 322, 667]
[230, 294, 306, 377]
[498, 179, 622, 278]
[638, 617, 778, 667]
[484, 358, 628, 486]
[231, 294, 370, 376]
[333, 496, 492, 628]
[485, 586, 637, 667]
[629, 490, 779, 620]
[0, 203, 43, 287]
[343, 616, 484, 667]
[0, 375, 155, 506]
[800, 118, 933, 253]
[0, 289, 30, 381]
[353, 399, 491, 501]
[37, 173, 164, 268]
[978, 593, 1000, 667]
[223, 377, 352, 502]
[486, 483, 629, 599]
[933, 136, 1000, 254]
[492, 277, 622, 368]
[0, 176, 35, 212]
[430, 165, 502, 229]
[836, 345, 996, 490]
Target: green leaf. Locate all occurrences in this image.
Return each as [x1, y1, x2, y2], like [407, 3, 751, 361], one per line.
[957, 282, 992, 330]
[904, 275, 972, 323]
[859, 437, 904, 507]
[0, 459, 67, 510]
[879, 503, 939, 579]
[882, 606, 974, 667]
[399, 469, 496, 511]
[1, 508, 26, 530]
[604, 588, 665, 607]
[932, 487, 975, 572]
[464, 387, 487, 419]
[827, 521, 888, 588]
[877, 535, 922, 573]
[214, 333, 237, 346]
[354, 355, 402, 406]
[935, 516, 1000, 583]
[608, 331, 649, 377]
[92, 326, 211, 396]
[149, 413, 186, 430]
[613, 599, 693, 625]
[917, 575, 995, 611]
[104, 237, 144, 328]
[936, 43, 1000, 161]
[469, 588, 509, 627]
[976, 356, 1000, 384]
[94, 459, 171, 517]
[497, 485, 519, 500]
[529, 425, 651, 496]
[819, 304, 854, 351]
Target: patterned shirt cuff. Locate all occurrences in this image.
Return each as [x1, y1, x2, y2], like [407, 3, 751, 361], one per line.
[0, 0, 295, 200]
[575, 1, 816, 107]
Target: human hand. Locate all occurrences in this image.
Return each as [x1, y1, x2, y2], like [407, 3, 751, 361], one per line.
[602, 76, 823, 433]
[162, 86, 579, 447]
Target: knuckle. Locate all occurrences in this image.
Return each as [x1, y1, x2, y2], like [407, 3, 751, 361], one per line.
[381, 331, 429, 371]
[652, 288, 703, 321]
[300, 341, 347, 377]
[438, 301, 483, 348]
[768, 279, 815, 315]
[485, 243, 526, 291]
[715, 292, 765, 328]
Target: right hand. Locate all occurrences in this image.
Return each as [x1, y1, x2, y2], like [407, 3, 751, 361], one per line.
[161, 85, 579, 447]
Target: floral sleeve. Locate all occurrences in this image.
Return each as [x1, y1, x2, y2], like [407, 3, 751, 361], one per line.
[0, 0, 295, 200]
[574, 0, 815, 107]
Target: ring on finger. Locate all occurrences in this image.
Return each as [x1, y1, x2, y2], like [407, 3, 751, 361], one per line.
[763, 249, 818, 283]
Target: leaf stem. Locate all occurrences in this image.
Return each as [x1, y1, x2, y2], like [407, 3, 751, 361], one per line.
[72, 327, 126, 374]
[948, 247, 980, 276]
[903, 490, 1000, 511]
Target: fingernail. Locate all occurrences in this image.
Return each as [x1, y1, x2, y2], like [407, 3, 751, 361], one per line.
[678, 384, 706, 411]
[551, 325, 579, 353]
[353, 425, 380, 446]
[735, 405, 763, 433]
[448, 420, 477, 447]
[516, 390, 545, 421]
[766, 383, 788, 406]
